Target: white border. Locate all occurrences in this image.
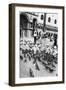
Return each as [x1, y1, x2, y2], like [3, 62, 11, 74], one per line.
[15, 6, 63, 84]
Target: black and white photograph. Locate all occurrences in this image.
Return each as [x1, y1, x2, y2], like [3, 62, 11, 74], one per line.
[20, 12, 58, 78]
[9, 4, 64, 86]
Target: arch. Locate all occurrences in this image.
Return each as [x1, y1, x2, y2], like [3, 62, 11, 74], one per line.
[41, 14, 43, 20]
[20, 13, 29, 29]
[48, 17, 51, 23]
[20, 13, 29, 38]
[54, 19, 57, 24]
[33, 18, 37, 25]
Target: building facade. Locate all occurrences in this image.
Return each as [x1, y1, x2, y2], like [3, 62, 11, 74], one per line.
[20, 12, 58, 46]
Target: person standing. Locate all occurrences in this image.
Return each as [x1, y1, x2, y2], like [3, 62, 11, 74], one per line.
[34, 30, 37, 44]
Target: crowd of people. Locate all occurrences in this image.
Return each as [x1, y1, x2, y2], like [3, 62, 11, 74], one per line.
[20, 34, 58, 75]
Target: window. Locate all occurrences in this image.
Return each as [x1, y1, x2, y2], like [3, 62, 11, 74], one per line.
[48, 17, 51, 22]
[54, 19, 57, 24]
[41, 15, 43, 20]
